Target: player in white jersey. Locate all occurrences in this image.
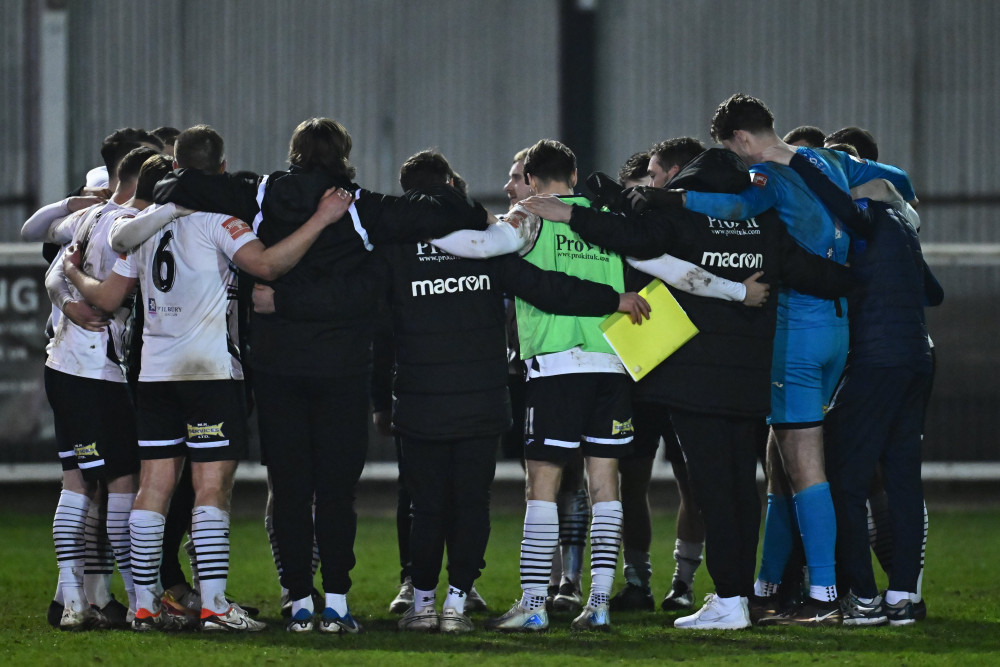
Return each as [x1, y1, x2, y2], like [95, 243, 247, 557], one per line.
[64, 126, 353, 633]
[32, 147, 160, 630]
[22, 129, 161, 345]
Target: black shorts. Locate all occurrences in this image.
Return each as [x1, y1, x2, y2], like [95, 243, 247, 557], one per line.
[135, 380, 248, 462]
[44, 367, 139, 482]
[523, 373, 634, 463]
[501, 372, 527, 461]
[626, 401, 684, 464]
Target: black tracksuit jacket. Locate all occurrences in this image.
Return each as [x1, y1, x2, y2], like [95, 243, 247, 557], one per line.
[153, 169, 487, 378]
[279, 186, 621, 440]
[566, 148, 854, 418]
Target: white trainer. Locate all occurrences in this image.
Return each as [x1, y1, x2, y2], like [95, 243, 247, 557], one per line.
[286, 608, 315, 633]
[59, 605, 108, 631]
[465, 585, 488, 613]
[439, 608, 474, 634]
[398, 604, 440, 632]
[390, 577, 415, 614]
[674, 594, 751, 630]
[485, 602, 548, 632]
[201, 604, 267, 632]
[570, 602, 611, 631]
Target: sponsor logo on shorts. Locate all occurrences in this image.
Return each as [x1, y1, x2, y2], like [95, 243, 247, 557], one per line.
[701, 251, 764, 269]
[411, 275, 491, 297]
[74, 441, 99, 458]
[611, 418, 634, 435]
[222, 217, 252, 241]
[187, 422, 226, 440]
[752, 173, 768, 188]
[148, 297, 156, 314]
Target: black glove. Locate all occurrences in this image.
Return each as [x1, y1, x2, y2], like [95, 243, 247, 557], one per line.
[625, 186, 685, 215]
[585, 171, 625, 212]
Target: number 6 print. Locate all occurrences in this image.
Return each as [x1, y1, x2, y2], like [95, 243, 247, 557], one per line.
[153, 230, 175, 292]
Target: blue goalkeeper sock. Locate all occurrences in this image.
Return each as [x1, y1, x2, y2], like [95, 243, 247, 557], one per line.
[793, 482, 837, 598]
[757, 493, 794, 588]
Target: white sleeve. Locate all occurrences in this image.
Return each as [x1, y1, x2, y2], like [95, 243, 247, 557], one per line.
[850, 178, 921, 232]
[21, 199, 75, 242]
[627, 255, 747, 302]
[210, 214, 259, 259]
[431, 204, 540, 258]
[44, 246, 74, 311]
[85, 166, 109, 189]
[895, 201, 921, 232]
[431, 221, 525, 258]
[48, 213, 86, 245]
[113, 253, 138, 279]
[110, 203, 179, 253]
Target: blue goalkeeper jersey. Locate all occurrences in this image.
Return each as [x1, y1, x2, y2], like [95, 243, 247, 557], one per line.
[685, 146, 915, 329]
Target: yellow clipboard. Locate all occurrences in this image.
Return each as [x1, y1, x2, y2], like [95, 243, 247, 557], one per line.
[600, 279, 699, 381]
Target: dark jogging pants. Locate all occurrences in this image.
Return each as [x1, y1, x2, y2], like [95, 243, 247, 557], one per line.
[670, 408, 763, 599]
[254, 370, 369, 600]
[825, 365, 930, 599]
[399, 435, 498, 595]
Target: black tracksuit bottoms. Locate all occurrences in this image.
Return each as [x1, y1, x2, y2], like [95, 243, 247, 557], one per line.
[670, 408, 763, 599]
[254, 369, 369, 600]
[825, 365, 930, 599]
[399, 434, 498, 595]
[394, 436, 413, 583]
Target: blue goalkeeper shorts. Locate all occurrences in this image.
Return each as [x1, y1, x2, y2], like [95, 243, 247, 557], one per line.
[768, 324, 848, 428]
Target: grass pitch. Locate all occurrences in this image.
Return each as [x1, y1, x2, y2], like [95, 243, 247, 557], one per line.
[2, 504, 999, 665]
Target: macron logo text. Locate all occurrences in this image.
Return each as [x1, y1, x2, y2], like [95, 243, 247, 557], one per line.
[411, 275, 491, 297]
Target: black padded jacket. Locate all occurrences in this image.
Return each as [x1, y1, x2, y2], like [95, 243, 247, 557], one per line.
[566, 149, 854, 418]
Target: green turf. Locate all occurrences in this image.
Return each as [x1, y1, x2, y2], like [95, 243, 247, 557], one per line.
[2, 507, 999, 665]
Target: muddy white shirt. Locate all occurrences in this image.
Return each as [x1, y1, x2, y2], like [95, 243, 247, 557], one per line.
[113, 211, 257, 382]
[46, 202, 133, 382]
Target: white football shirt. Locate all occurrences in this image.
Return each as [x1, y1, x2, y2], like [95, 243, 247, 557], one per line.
[114, 208, 257, 382]
[46, 201, 133, 382]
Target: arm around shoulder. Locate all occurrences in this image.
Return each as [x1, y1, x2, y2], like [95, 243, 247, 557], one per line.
[232, 186, 353, 281]
[110, 203, 187, 253]
[62, 245, 137, 314]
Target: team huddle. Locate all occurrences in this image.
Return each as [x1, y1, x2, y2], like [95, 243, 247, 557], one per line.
[24, 92, 938, 635]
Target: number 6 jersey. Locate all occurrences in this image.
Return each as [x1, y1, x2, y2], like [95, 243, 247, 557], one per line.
[112, 206, 258, 382]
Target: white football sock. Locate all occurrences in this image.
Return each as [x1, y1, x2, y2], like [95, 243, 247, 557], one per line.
[444, 586, 466, 614]
[191, 505, 231, 614]
[129, 509, 165, 612]
[519, 500, 558, 609]
[414, 587, 436, 613]
[587, 501, 623, 606]
[83, 500, 113, 608]
[107, 492, 136, 611]
[325, 592, 348, 616]
[53, 490, 90, 612]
